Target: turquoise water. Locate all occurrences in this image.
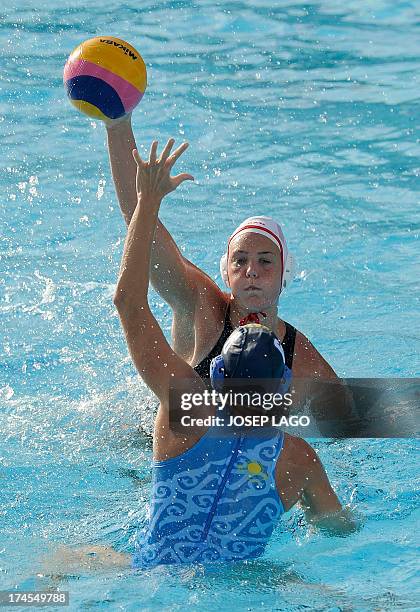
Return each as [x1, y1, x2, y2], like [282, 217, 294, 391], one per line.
[1, 0, 419, 609]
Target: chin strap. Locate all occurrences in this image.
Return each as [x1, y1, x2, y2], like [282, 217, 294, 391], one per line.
[239, 311, 267, 326]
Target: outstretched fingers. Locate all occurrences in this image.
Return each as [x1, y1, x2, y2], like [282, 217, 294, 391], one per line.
[171, 172, 195, 187]
[133, 140, 193, 195]
[159, 138, 175, 163]
[166, 142, 189, 169]
[149, 140, 158, 164]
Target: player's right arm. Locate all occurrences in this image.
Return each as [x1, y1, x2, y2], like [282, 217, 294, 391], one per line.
[112, 141, 204, 409]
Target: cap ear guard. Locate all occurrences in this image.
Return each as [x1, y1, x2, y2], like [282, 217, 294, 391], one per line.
[219, 253, 229, 286]
[219, 252, 296, 291]
[282, 252, 296, 290]
[210, 354, 226, 392]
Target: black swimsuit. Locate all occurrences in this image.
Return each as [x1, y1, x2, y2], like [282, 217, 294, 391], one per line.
[193, 305, 297, 379]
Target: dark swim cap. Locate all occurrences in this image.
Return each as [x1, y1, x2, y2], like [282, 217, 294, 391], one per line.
[210, 323, 290, 396]
[222, 324, 285, 380]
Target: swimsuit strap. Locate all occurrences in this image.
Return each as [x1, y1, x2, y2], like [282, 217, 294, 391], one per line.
[281, 322, 296, 370]
[220, 302, 234, 339]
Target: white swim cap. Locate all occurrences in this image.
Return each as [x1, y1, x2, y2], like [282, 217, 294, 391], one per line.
[219, 216, 295, 291]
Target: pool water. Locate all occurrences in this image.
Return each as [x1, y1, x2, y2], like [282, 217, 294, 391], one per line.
[1, 0, 419, 609]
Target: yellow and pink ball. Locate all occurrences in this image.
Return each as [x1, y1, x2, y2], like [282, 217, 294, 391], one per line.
[63, 36, 147, 121]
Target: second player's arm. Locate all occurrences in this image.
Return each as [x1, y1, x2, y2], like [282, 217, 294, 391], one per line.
[106, 118, 199, 309]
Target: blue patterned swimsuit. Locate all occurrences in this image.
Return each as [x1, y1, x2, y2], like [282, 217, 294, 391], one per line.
[132, 425, 285, 568]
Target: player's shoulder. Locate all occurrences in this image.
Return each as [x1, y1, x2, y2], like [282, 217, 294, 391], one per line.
[277, 320, 314, 358]
[294, 327, 318, 356]
[289, 327, 338, 379]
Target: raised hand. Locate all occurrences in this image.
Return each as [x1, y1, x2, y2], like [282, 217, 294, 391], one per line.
[132, 139, 194, 202]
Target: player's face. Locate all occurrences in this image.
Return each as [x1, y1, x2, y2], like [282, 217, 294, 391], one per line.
[227, 233, 282, 310]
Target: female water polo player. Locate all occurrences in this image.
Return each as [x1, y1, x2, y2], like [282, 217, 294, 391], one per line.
[111, 141, 357, 566]
[106, 117, 354, 431]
